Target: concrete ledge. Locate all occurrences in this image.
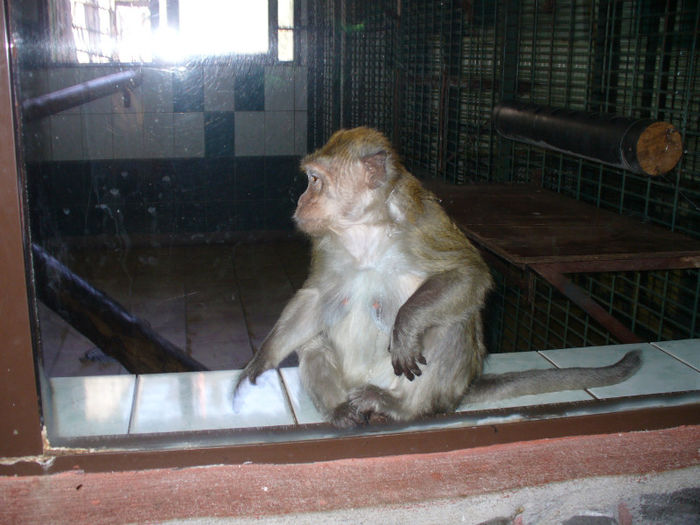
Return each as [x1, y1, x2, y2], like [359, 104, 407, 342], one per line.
[2, 425, 698, 523]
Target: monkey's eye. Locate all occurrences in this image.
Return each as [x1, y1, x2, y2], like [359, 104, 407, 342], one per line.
[307, 171, 322, 189]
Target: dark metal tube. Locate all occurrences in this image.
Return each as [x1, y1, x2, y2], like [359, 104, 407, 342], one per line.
[22, 68, 143, 121]
[493, 102, 683, 176]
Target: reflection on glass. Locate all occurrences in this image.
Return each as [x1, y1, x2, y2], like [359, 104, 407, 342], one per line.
[48, 0, 270, 63]
[11, 0, 306, 442]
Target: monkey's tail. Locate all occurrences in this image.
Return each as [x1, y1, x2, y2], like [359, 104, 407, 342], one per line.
[461, 350, 642, 404]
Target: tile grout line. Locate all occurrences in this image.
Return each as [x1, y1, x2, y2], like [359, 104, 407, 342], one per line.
[278, 370, 300, 426]
[650, 342, 700, 373]
[126, 375, 142, 434]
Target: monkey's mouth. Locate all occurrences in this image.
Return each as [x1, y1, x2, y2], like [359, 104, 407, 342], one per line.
[293, 213, 324, 235]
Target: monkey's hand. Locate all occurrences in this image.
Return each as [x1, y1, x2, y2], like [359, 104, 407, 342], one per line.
[389, 324, 427, 381]
[234, 352, 271, 394]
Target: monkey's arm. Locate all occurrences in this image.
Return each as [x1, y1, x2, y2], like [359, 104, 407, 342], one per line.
[390, 264, 491, 379]
[236, 288, 321, 389]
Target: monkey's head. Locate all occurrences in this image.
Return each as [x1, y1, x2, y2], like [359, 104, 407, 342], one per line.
[295, 127, 400, 236]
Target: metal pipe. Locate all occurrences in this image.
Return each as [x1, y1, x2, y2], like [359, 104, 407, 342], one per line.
[493, 102, 683, 176]
[21, 68, 143, 121]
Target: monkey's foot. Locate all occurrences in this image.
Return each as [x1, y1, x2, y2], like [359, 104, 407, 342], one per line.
[330, 385, 395, 428]
[330, 401, 369, 428]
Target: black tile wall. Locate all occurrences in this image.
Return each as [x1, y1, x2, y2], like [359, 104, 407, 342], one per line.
[235, 157, 266, 199]
[265, 157, 303, 199]
[204, 112, 236, 157]
[27, 155, 302, 241]
[206, 158, 236, 201]
[206, 200, 237, 232]
[234, 65, 265, 111]
[235, 199, 267, 230]
[173, 66, 205, 112]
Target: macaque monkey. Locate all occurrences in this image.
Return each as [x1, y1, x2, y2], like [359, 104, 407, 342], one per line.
[236, 127, 641, 428]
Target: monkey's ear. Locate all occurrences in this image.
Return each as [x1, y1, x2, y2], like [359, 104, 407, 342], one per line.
[361, 151, 388, 189]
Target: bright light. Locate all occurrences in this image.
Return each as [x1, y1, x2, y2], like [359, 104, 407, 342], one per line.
[70, 0, 270, 63]
[177, 0, 269, 58]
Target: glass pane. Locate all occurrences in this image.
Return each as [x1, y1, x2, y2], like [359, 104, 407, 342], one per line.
[9, 0, 308, 444]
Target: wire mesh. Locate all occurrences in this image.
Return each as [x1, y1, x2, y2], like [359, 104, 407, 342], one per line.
[307, 0, 700, 351]
[343, 1, 397, 139]
[307, 0, 339, 150]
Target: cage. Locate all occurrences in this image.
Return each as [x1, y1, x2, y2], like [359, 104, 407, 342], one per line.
[309, 0, 700, 353]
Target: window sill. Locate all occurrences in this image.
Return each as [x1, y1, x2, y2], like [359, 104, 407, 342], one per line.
[46, 339, 700, 452]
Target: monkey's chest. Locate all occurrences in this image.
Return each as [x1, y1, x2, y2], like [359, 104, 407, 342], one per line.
[322, 269, 423, 364]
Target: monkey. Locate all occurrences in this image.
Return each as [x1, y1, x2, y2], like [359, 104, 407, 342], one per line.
[236, 126, 641, 428]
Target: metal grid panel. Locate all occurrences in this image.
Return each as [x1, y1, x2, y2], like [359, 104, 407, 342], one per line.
[496, 0, 700, 350]
[493, 270, 614, 353]
[307, 0, 700, 350]
[307, 0, 339, 150]
[398, 0, 445, 177]
[343, 1, 397, 139]
[494, 266, 700, 353]
[511, 0, 700, 236]
[399, 0, 502, 182]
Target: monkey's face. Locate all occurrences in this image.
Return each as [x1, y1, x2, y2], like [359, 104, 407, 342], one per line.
[294, 159, 375, 236]
[294, 164, 332, 235]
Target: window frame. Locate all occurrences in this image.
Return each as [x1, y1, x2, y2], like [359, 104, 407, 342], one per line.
[1, 0, 699, 477]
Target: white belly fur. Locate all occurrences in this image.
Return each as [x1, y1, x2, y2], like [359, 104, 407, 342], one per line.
[325, 269, 423, 390]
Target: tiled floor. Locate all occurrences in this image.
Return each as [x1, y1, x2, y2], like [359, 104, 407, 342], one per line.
[47, 339, 700, 443]
[39, 237, 310, 376]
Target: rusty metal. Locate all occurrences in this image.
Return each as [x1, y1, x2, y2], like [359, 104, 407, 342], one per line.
[532, 265, 644, 344]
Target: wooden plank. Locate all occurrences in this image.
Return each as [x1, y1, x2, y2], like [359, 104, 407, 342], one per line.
[429, 182, 700, 272]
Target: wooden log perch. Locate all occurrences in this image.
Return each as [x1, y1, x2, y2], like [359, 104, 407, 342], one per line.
[22, 69, 143, 121]
[32, 243, 208, 374]
[493, 102, 683, 176]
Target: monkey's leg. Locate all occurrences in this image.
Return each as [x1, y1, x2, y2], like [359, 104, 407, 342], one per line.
[390, 267, 490, 379]
[236, 288, 320, 391]
[297, 336, 361, 427]
[300, 340, 406, 427]
[298, 337, 402, 427]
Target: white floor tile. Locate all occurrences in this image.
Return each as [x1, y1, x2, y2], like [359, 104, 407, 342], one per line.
[279, 367, 325, 424]
[457, 351, 593, 411]
[129, 369, 294, 433]
[652, 339, 700, 370]
[49, 375, 135, 438]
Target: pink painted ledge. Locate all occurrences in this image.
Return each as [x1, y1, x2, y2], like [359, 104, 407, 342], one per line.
[1, 425, 698, 524]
